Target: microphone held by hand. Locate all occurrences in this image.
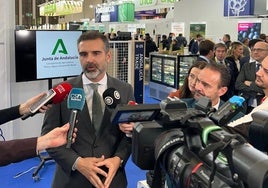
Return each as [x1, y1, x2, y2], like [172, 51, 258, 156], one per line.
[21, 82, 72, 120]
[66, 88, 85, 148]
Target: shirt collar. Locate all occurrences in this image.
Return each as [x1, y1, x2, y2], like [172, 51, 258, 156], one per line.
[82, 73, 107, 86]
[213, 99, 221, 110]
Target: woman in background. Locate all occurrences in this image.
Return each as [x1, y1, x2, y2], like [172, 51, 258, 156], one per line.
[168, 61, 207, 99]
[224, 41, 244, 100]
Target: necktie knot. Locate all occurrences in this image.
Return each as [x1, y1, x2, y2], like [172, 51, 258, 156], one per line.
[90, 83, 99, 91]
[256, 63, 261, 72]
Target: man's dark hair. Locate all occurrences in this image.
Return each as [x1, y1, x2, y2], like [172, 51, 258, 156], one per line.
[224, 34, 231, 41]
[205, 62, 231, 88]
[196, 33, 202, 38]
[214, 42, 227, 51]
[162, 35, 167, 40]
[249, 39, 262, 49]
[259, 33, 266, 41]
[77, 31, 110, 52]
[199, 39, 215, 56]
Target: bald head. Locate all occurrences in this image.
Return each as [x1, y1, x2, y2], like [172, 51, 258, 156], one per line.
[252, 41, 268, 63]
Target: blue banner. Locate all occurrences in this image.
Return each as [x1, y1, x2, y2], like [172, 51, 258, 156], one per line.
[224, 0, 254, 17]
[134, 41, 145, 103]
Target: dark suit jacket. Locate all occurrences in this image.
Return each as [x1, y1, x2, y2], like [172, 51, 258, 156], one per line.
[42, 74, 135, 188]
[222, 56, 244, 101]
[0, 105, 37, 166]
[190, 40, 199, 54]
[235, 61, 264, 105]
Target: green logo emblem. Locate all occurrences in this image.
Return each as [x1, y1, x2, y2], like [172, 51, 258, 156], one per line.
[52, 39, 68, 55]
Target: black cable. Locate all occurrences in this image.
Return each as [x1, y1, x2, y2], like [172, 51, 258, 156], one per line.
[0, 128, 5, 141]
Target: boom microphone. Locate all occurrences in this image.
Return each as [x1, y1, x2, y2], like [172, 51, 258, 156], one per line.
[66, 88, 85, 148]
[102, 88, 121, 109]
[21, 82, 72, 120]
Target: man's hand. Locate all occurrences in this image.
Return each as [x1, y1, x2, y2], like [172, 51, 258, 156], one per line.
[19, 92, 50, 115]
[119, 122, 134, 136]
[76, 156, 107, 188]
[244, 80, 252, 87]
[37, 123, 77, 151]
[96, 156, 121, 188]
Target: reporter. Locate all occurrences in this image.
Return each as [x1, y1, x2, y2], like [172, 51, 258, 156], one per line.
[0, 92, 48, 125]
[0, 93, 77, 166]
[227, 55, 268, 143]
[0, 123, 76, 166]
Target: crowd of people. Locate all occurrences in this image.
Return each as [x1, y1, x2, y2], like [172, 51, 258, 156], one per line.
[159, 32, 268, 114]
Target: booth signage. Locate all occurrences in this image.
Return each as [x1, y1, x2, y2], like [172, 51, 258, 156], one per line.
[39, 0, 83, 16]
[134, 41, 145, 103]
[95, 3, 134, 23]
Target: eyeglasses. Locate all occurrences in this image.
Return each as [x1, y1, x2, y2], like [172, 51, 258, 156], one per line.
[252, 48, 268, 52]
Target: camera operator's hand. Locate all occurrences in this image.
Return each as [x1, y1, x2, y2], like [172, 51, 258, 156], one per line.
[119, 122, 134, 137]
[19, 92, 51, 115]
[76, 156, 107, 188]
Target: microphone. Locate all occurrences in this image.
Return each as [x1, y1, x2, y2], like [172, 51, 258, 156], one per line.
[66, 88, 85, 148]
[21, 82, 72, 120]
[102, 88, 121, 109]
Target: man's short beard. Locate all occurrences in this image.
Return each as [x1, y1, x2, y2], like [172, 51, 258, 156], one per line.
[84, 69, 100, 80]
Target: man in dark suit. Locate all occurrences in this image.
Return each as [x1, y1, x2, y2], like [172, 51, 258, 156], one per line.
[190, 34, 203, 55]
[235, 41, 268, 113]
[228, 55, 268, 143]
[196, 39, 215, 63]
[186, 63, 231, 110]
[0, 93, 76, 166]
[41, 31, 135, 188]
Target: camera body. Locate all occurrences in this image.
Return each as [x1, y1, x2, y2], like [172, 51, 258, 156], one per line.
[128, 97, 268, 188]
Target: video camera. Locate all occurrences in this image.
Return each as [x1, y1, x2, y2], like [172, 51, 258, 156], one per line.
[112, 96, 268, 188]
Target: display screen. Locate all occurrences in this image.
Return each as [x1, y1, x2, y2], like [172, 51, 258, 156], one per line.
[15, 30, 83, 82]
[111, 104, 161, 125]
[150, 55, 177, 88]
[117, 111, 157, 122]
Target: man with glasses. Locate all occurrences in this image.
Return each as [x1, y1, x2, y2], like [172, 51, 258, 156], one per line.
[228, 55, 268, 141]
[235, 41, 268, 113]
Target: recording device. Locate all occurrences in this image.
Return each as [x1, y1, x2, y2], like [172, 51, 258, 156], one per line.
[21, 82, 72, 120]
[113, 95, 268, 188]
[102, 87, 121, 109]
[103, 87, 160, 124]
[66, 88, 85, 149]
[248, 110, 268, 152]
[111, 104, 161, 125]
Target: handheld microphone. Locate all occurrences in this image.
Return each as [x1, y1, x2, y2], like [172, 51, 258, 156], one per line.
[21, 82, 72, 120]
[66, 88, 85, 148]
[102, 88, 121, 109]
